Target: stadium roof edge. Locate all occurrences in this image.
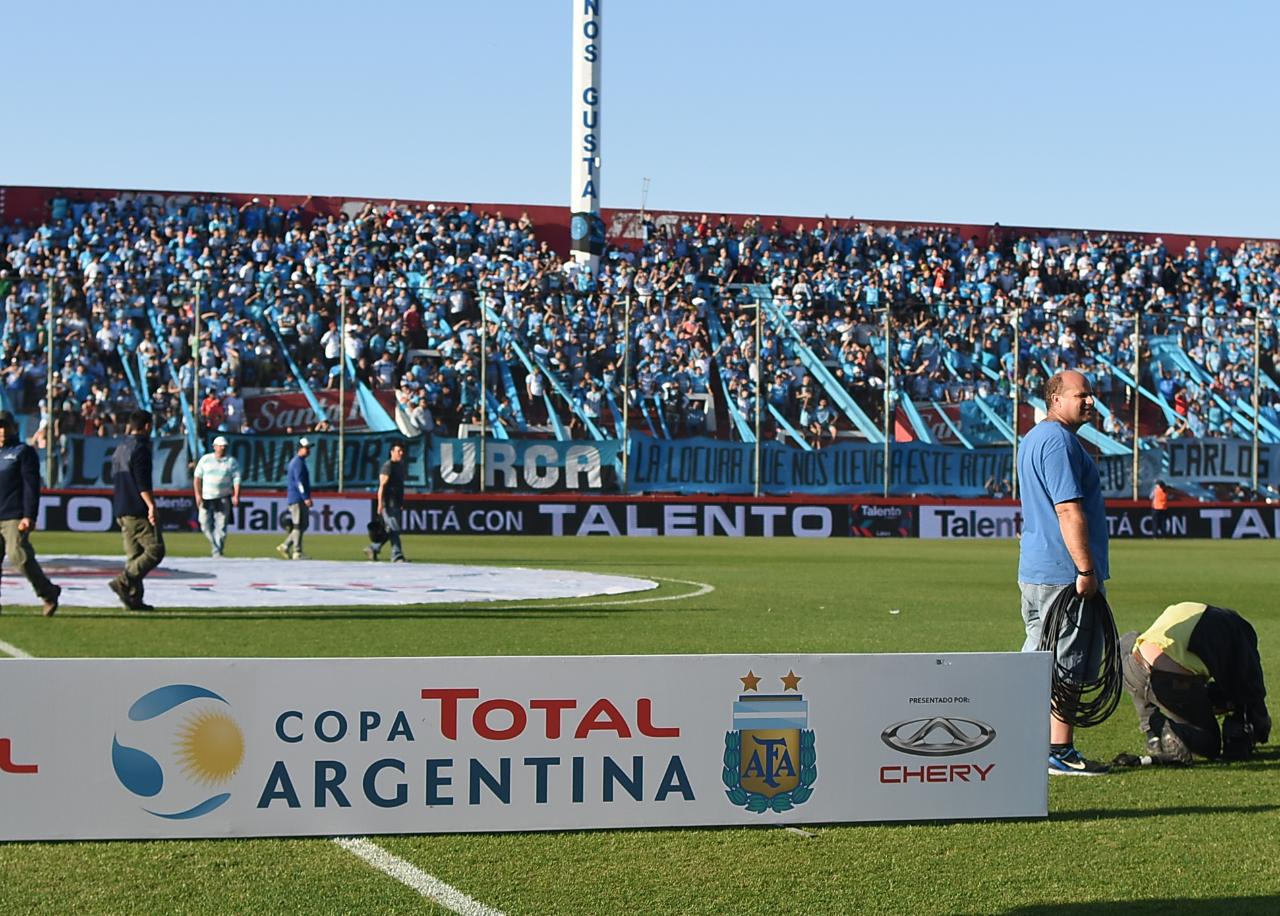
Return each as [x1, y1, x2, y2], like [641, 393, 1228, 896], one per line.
[3, 184, 1276, 259]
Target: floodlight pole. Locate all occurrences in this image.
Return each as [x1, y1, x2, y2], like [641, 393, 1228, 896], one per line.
[1252, 316, 1261, 495]
[882, 306, 891, 498]
[193, 280, 202, 455]
[1011, 306, 1020, 501]
[46, 283, 56, 486]
[753, 296, 762, 499]
[338, 287, 346, 494]
[1131, 311, 1141, 501]
[621, 294, 631, 493]
[480, 313, 488, 493]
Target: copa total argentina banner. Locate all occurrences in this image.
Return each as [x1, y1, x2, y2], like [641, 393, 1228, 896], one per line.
[431, 437, 623, 491]
[219, 433, 428, 489]
[0, 652, 1048, 840]
[59, 436, 192, 488]
[626, 435, 1011, 497]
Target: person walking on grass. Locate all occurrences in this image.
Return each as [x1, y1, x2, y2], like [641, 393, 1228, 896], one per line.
[193, 435, 241, 557]
[0, 410, 61, 616]
[277, 437, 313, 559]
[110, 410, 165, 611]
[364, 441, 408, 563]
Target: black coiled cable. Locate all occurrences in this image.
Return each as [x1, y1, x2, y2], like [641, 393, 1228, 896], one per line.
[1036, 586, 1123, 729]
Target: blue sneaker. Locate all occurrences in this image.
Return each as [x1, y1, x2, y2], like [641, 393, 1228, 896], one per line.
[1048, 747, 1110, 776]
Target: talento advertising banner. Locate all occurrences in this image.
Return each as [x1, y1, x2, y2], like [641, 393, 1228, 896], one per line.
[0, 653, 1048, 840]
[919, 503, 1280, 539]
[399, 499, 851, 537]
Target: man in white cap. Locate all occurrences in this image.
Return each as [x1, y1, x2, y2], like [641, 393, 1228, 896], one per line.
[277, 437, 313, 559]
[193, 435, 242, 557]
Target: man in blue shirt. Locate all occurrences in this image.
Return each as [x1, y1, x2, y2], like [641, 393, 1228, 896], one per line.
[277, 437, 313, 560]
[1018, 370, 1111, 776]
[0, 411, 61, 615]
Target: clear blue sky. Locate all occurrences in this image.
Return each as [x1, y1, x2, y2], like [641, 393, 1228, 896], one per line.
[7, 1, 1278, 237]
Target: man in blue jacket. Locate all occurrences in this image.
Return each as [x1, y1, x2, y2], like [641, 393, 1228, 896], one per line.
[109, 410, 165, 611]
[0, 411, 61, 616]
[277, 437, 313, 559]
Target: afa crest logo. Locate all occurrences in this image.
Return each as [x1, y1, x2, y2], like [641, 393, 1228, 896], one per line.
[723, 670, 817, 814]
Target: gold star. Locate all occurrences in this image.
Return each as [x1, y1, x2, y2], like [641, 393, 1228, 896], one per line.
[739, 671, 762, 691]
[780, 670, 802, 691]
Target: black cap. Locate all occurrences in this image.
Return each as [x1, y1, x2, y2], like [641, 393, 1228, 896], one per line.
[0, 411, 13, 426]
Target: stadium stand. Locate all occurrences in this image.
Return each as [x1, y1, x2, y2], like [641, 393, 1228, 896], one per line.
[1, 190, 1277, 481]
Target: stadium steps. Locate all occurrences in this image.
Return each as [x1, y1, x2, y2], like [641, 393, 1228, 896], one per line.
[753, 291, 884, 442]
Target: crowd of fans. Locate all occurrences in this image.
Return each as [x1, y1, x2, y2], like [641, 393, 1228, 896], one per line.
[1, 192, 1277, 454]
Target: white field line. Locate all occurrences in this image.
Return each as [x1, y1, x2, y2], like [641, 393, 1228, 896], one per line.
[489, 575, 715, 610]
[27, 574, 716, 617]
[1, 572, 715, 914]
[332, 837, 505, 916]
[0, 638, 33, 658]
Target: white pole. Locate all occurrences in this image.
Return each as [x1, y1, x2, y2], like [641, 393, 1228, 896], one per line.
[570, 0, 603, 274]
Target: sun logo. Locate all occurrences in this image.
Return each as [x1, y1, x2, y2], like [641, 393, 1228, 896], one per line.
[112, 684, 244, 820]
[176, 710, 245, 786]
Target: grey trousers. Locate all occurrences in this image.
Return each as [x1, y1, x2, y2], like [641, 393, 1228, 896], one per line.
[282, 503, 308, 557]
[116, 515, 166, 602]
[0, 518, 59, 604]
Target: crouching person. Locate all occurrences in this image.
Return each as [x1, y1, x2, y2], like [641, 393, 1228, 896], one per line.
[1119, 602, 1270, 764]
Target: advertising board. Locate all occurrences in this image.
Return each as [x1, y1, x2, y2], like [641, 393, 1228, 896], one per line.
[0, 652, 1049, 840]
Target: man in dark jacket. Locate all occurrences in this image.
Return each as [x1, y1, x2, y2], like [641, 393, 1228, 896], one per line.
[1120, 602, 1270, 763]
[364, 441, 408, 562]
[109, 410, 165, 611]
[0, 411, 61, 615]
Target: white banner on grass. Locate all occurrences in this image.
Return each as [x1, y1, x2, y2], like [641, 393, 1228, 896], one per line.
[0, 653, 1049, 840]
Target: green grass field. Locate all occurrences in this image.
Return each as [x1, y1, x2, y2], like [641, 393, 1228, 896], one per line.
[1, 533, 1278, 915]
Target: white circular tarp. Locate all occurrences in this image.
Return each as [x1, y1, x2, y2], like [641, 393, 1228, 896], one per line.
[3, 556, 658, 609]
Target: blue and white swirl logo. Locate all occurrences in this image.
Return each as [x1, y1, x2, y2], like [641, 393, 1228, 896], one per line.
[111, 684, 244, 819]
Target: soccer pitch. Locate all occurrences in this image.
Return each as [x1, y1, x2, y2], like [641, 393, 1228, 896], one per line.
[1, 533, 1277, 915]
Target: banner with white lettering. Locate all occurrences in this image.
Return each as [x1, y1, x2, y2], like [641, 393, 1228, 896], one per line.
[221, 433, 426, 489]
[431, 438, 622, 492]
[60, 436, 191, 489]
[241, 390, 398, 435]
[626, 434, 1011, 497]
[919, 504, 1280, 539]
[400, 499, 849, 537]
[1159, 438, 1278, 487]
[0, 653, 1048, 840]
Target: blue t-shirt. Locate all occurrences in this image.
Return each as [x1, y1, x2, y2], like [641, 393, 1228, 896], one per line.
[1018, 421, 1109, 585]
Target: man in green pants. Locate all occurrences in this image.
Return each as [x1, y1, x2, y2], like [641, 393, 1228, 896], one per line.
[0, 410, 61, 615]
[109, 410, 165, 611]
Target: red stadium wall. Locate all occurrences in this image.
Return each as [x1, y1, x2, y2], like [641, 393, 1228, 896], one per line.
[4, 184, 1277, 258]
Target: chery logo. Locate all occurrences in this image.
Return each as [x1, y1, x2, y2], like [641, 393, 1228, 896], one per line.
[0, 737, 38, 774]
[880, 716, 996, 757]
